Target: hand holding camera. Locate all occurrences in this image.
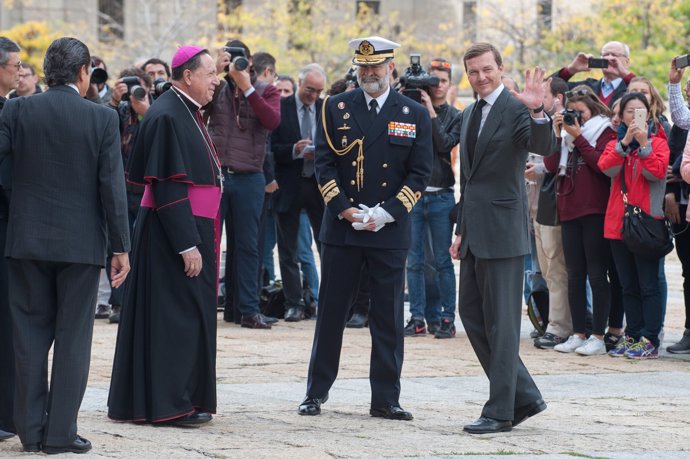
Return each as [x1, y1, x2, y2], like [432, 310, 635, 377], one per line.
[561, 108, 582, 137]
[670, 54, 689, 84]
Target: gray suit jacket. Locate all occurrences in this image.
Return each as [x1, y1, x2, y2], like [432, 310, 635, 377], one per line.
[456, 88, 556, 259]
[0, 85, 130, 266]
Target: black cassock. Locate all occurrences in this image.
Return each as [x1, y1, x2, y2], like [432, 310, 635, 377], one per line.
[108, 88, 222, 422]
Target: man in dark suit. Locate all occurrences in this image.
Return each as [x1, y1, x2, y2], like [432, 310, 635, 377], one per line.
[549, 41, 635, 107]
[449, 43, 556, 434]
[0, 35, 21, 444]
[271, 63, 326, 321]
[0, 37, 130, 454]
[298, 36, 432, 420]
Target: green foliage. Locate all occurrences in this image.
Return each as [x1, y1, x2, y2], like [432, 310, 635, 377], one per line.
[0, 21, 61, 77]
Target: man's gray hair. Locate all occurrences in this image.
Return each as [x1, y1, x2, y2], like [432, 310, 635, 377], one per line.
[602, 41, 630, 58]
[298, 63, 327, 84]
[0, 36, 21, 65]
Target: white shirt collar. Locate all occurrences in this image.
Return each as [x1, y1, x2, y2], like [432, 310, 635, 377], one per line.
[480, 83, 504, 106]
[66, 83, 80, 94]
[172, 85, 202, 109]
[363, 85, 390, 112]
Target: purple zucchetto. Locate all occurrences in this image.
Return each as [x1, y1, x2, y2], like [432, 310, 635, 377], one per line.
[171, 45, 206, 69]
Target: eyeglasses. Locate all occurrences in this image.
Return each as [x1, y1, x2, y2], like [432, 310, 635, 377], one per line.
[0, 61, 21, 70]
[302, 86, 323, 95]
[430, 60, 451, 70]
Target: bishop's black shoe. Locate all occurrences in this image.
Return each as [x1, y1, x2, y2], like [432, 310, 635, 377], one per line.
[165, 410, 213, 426]
[370, 405, 413, 421]
[298, 393, 328, 415]
[463, 416, 512, 434]
[0, 429, 15, 441]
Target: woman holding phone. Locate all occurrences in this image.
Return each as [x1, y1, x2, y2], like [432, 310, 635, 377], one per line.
[598, 92, 670, 359]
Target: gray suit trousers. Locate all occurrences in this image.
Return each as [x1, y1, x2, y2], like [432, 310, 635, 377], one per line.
[459, 250, 542, 420]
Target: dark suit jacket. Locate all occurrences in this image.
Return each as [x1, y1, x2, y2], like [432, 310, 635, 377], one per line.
[271, 94, 323, 213]
[456, 88, 556, 259]
[549, 68, 632, 107]
[314, 88, 432, 249]
[0, 85, 130, 266]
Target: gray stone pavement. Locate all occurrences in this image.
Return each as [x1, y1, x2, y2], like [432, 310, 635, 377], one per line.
[1, 252, 689, 458]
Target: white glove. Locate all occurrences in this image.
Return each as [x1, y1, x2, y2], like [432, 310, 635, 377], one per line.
[352, 203, 380, 223]
[351, 203, 394, 232]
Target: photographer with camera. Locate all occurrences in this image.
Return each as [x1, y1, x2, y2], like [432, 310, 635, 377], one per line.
[86, 56, 113, 105]
[401, 57, 461, 339]
[549, 41, 635, 108]
[141, 58, 172, 99]
[206, 39, 281, 329]
[100, 67, 153, 323]
[542, 85, 616, 356]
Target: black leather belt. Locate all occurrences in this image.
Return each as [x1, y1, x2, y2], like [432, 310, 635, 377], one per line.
[422, 188, 453, 196]
[222, 166, 250, 175]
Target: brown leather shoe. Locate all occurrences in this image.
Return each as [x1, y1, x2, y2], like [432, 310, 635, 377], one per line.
[241, 313, 272, 329]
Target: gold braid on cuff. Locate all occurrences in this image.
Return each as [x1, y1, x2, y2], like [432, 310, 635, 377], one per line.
[396, 186, 421, 213]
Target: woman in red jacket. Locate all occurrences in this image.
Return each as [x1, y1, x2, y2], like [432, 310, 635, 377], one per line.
[544, 86, 616, 356]
[598, 92, 670, 359]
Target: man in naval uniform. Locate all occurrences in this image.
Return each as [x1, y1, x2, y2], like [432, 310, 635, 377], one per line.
[298, 36, 432, 420]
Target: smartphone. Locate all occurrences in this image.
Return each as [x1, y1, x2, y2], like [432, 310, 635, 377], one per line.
[588, 57, 609, 69]
[303, 144, 315, 153]
[675, 54, 690, 69]
[633, 108, 647, 128]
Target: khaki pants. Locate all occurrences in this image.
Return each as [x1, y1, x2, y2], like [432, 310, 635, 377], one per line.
[534, 221, 572, 338]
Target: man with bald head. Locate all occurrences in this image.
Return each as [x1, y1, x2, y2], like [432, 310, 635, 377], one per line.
[550, 41, 635, 107]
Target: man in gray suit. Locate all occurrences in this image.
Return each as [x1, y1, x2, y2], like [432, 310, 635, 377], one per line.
[450, 43, 556, 434]
[0, 37, 130, 454]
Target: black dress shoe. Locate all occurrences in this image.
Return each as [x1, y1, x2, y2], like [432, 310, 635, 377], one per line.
[285, 306, 305, 322]
[346, 313, 368, 328]
[22, 443, 40, 453]
[241, 313, 272, 329]
[298, 393, 328, 415]
[43, 435, 92, 455]
[463, 416, 512, 434]
[0, 429, 15, 441]
[262, 314, 279, 324]
[166, 410, 213, 426]
[370, 405, 413, 421]
[513, 398, 547, 427]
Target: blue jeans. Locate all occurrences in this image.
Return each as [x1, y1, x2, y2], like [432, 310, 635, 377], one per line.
[262, 212, 277, 283]
[610, 240, 663, 348]
[298, 210, 319, 301]
[406, 191, 456, 322]
[221, 171, 265, 316]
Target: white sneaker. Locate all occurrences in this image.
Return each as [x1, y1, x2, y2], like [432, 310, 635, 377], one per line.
[554, 335, 585, 353]
[575, 336, 607, 356]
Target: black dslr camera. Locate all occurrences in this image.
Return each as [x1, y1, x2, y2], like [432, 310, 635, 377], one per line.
[90, 67, 108, 85]
[223, 46, 249, 71]
[562, 108, 582, 126]
[121, 76, 147, 102]
[398, 53, 439, 103]
[153, 78, 172, 99]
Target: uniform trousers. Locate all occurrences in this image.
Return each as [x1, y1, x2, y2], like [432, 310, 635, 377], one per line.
[306, 243, 406, 408]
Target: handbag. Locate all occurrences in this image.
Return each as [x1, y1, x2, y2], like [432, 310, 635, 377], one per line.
[536, 172, 559, 226]
[619, 160, 673, 259]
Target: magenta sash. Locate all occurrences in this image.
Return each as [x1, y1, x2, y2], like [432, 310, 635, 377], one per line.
[140, 184, 221, 219]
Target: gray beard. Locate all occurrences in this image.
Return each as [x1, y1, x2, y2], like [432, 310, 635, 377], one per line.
[357, 68, 389, 95]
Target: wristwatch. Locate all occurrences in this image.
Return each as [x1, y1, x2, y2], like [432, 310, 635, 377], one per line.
[529, 104, 544, 114]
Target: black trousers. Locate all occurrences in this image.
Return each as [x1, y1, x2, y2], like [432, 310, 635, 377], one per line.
[674, 206, 690, 329]
[276, 177, 324, 310]
[306, 243, 406, 408]
[459, 250, 542, 421]
[561, 214, 611, 336]
[9, 259, 100, 446]
[0, 218, 13, 433]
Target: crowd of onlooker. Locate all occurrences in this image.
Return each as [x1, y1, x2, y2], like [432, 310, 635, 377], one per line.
[3, 37, 690, 360]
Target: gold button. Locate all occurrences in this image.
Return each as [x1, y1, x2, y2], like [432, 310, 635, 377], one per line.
[352, 161, 357, 166]
[349, 197, 354, 202]
[383, 163, 388, 168]
[350, 180, 356, 185]
[382, 182, 387, 187]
